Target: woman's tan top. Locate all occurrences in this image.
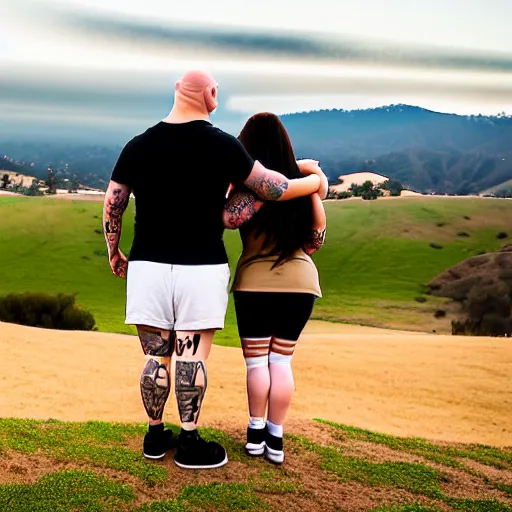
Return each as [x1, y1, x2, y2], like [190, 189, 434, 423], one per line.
[231, 230, 322, 297]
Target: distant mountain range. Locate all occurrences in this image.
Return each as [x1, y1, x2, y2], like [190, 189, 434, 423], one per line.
[281, 105, 512, 195]
[2, 105, 511, 195]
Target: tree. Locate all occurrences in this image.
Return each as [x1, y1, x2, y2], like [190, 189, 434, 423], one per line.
[46, 167, 56, 194]
[1, 174, 10, 189]
[380, 179, 403, 197]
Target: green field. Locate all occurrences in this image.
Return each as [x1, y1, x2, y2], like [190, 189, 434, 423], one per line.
[0, 418, 510, 511]
[1, 195, 512, 345]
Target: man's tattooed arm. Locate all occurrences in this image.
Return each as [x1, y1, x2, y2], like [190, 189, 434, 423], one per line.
[243, 161, 320, 202]
[102, 181, 131, 278]
[223, 190, 264, 230]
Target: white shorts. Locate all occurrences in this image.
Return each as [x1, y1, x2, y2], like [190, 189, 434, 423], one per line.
[126, 261, 230, 331]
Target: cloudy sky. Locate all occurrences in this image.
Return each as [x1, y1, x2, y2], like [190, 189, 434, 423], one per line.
[1, 0, 511, 141]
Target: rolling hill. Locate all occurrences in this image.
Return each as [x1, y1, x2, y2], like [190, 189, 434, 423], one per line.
[2, 195, 512, 344]
[2, 105, 511, 195]
[282, 105, 512, 195]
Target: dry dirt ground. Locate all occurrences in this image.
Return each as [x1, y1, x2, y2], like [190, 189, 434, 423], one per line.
[1, 321, 511, 446]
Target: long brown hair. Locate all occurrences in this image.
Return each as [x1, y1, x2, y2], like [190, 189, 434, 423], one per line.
[238, 112, 313, 267]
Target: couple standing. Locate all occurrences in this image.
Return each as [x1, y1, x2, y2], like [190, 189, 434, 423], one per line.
[102, 70, 327, 470]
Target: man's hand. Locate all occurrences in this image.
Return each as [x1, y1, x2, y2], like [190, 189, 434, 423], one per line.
[109, 248, 128, 279]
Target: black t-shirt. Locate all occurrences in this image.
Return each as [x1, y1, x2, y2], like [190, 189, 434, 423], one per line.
[110, 120, 254, 265]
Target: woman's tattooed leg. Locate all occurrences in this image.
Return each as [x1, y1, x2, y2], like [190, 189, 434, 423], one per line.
[137, 326, 175, 423]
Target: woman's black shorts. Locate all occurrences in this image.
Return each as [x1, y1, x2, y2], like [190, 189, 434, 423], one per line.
[233, 291, 316, 342]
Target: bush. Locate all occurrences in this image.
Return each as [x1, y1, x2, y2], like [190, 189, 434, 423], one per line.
[434, 309, 446, 318]
[497, 232, 508, 240]
[429, 242, 443, 250]
[414, 296, 427, 303]
[0, 293, 96, 331]
[457, 231, 470, 238]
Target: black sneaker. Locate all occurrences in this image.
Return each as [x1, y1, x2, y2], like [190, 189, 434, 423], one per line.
[265, 431, 284, 465]
[174, 430, 228, 469]
[245, 426, 266, 456]
[143, 428, 176, 460]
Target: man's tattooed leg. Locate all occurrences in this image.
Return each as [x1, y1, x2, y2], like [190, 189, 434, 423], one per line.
[173, 330, 215, 430]
[137, 326, 175, 422]
[141, 360, 170, 421]
[175, 361, 207, 426]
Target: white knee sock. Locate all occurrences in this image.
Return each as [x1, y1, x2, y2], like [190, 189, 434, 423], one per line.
[267, 420, 283, 438]
[249, 417, 266, 429]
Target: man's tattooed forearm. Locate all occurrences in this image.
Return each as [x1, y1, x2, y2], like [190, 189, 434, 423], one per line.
[104, 188, 129, 234]
[305, 228, 326, 253]
[246, 175, 288, 201]
[224, 192, 258, 229]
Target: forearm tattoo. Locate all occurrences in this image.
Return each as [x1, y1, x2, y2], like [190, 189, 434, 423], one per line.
[224, 191, 258, 229]
[175, 361, 207, 425]
[245, 173, 289, 201]
[103, 187, 130, 256]
[304, 228, 326, 253]
[140, 359, 170, 421]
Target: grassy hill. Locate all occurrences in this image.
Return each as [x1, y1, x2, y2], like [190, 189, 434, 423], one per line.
[282, 106, 512, 195]
[1, 195, 512, 345]
[0, 418, 510, 511]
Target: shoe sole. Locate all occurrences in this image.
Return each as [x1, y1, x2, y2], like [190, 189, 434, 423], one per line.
[143, 451, 166, 460]
[265, 445, 284, 465]
[174, 454, 229, 470]
[245, 442, 265, 457]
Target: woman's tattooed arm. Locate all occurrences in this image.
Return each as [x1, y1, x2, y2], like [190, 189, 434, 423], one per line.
[304, 193, 327, 255]
[304, 227, 326, 254]
[103, 181, 131, 277]
[223, 189, 264, 230]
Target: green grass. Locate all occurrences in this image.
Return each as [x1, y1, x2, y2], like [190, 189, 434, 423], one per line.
[315, 419, 512, 470]
[0, 418, 167, 486]
[1, 418, 511, 512]
[0, 470, 135, 512]
[1, 196, 512, 344]
[289, 435, 445, 498]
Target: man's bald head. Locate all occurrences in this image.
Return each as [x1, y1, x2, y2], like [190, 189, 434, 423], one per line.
[174, 70, 218, 114]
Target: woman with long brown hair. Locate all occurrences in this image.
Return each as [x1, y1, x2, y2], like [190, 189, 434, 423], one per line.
[223, 112, 327, 464]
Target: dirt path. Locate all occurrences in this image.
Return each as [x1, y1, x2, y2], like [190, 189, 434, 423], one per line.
[1, 321, 511, 446]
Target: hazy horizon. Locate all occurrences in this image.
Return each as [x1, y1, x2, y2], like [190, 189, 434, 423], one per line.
[1, 0, 511, 143]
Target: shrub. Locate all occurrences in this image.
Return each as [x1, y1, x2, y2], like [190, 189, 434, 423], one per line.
[434, 309, 446, 318]
[0, 293, 95, 331]
[497, 232, 508, 240]
[429, 242, 443, 250]
[457, 231, 470, 237]
[414, 297, 427, 303]
[463, 215, 471, 220]
[436, 222, 446, 227]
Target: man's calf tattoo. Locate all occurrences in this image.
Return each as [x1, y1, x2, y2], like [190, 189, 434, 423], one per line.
[175, 361, 207, 425]
[140, 359, 170, 421]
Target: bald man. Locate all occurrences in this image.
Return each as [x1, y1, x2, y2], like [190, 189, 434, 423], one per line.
[102, 70, 324, 469]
